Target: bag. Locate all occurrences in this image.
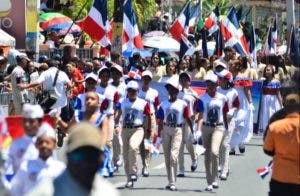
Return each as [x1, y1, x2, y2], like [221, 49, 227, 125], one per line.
[37, 70, 60, 112]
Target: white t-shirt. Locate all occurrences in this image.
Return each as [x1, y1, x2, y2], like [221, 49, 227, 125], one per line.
[119, 98, 150, 127]
[197, 93, 229, 124]
[11, 65, 29, 103]
[178, 88, 198, 116]
[156, 99, 190, 125]
[95, 84, 119, 115]
[36, 67, 70, 109]
[110, 81, 127, 100]
[138, 87, 159, 114]
[217, 87, 240, 110]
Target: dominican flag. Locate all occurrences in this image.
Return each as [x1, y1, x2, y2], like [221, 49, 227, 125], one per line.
[128, 67, 142, 80]
[122, 0, 144, 52]
[262, 26, 272, 56]
[287, 25, 300, 67]
[169, 1, 191, 42]
[220, 7, 249, 55]
[144, 139, 160, 157]
[257, 160, 273, 179]
[249, 24, 257, 69]
[201, 30, 208, 58]
[204, 6, 220, 35]
[214, 27, 225, 58]
[179, 35, 194, 59]
[189, 1, 201, 32]
[77, 0, 111, 48]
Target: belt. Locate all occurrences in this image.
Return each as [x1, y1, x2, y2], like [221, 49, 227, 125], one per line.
[203, 122, 224, 127]
[123, 125, 143, 129]
[164, 123, 184, 128]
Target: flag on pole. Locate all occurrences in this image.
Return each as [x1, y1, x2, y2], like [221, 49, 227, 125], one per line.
[122, 0, 144, 52]
[262, 26, 272, 56]
[144, 139, 160, 157]
[287, 25, 300, 67]
[204, 6, 220, 35]
[189, 1, 201, 32]
[257, 160, 273, 179]
[128, 67, 142, 80]
[76, 0, 111, 48]
[249, 24, 257, 69]
[220, 7, 249, 55]
[179, 35, 194, 59]
[214, 27, 225, 58]
[201, 30, 208, 58]
[169, 1, 191, 42]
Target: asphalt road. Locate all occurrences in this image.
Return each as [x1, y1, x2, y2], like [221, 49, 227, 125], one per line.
[107, 135, 271, 196]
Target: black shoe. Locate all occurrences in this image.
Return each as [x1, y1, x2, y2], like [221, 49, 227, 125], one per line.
[191, 160, 197, 172]
[125, 181, 134, 188]
[165, 184, 177, 191]
[142, 168, 149, 177]
[212, 182, 219, 189]
[239, 147, 245, 153]
[131, 174, 138, 182]
[176, 172, 185, 177]
[220, 173, 227, 181]
[229, 149, 235, 155]
[57, 129, 66, 147]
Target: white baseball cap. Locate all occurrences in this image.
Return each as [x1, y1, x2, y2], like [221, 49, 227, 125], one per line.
[214, 61, 227, 69]
[142, 70, 153, 79]
[22, 104, 44, 119]
[98, 66, 109, 75]
[36, 122, 56, 140]
[165, 76, 180, 90]
[126, 80, 139, 91]
[216, 69, 233, 82]
[204, 73, 218, 83]
[85, 73, 98, 82]
[111, 64, 123, 75]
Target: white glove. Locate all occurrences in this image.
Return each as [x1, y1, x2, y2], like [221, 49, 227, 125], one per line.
[227, 109, 235, 118]
[249, 103, 255, 111]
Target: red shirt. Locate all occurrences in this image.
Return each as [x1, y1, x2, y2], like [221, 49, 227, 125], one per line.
[71, 68, 85, 96]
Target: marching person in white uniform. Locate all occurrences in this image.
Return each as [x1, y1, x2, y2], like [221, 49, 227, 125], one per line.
[10, 123, 65, 196]
[195, 73, 229, 191]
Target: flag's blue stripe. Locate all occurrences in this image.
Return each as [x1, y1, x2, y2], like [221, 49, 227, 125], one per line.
[227, 7, 240, 30]
[124, 0, 138, 27]
[93, 0, 107, 24]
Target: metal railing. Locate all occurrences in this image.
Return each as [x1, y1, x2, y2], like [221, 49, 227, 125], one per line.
[39, 48, 94, 60]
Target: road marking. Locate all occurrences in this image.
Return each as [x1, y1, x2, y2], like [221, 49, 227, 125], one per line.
[152, 162, 165, 169]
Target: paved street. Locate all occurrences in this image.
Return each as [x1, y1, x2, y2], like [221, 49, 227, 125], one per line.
[107, 135, 271, 196]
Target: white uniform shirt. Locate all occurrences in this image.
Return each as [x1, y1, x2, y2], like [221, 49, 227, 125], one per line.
[110, 81, 127, 99]
[10, 157, 65, 196]
[156, 99, 190, 125]
[6, 135, 38, 174]
[217, 87, 240, 111]
[96, 84, 119, 115]
[119, 98, 151, 127]
[11, 66, 29, 103]
[36, 67, 70, 109]
[74, 93, 105, 112]
[138, 88, 159, 114]
[178, 88, 198, 117]
[197, 93, 229, 124]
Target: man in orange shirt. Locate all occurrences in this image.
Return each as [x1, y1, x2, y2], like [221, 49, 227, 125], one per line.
[264, 93, 300, 196]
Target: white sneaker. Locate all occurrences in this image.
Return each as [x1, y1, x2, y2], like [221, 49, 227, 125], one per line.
[212, 182, 219, 189]
[205, 185, 213, 191]
[116, 159, 123, 167]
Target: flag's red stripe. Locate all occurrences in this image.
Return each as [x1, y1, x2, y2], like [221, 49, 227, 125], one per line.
[77, 16, 106, 42]
[204, 17, 215, 29]
[169, 21, 184, 42]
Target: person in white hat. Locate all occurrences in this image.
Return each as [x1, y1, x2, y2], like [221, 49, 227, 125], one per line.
[10, 123, 65, 196]
[177, 72, 198, 177]
[156, 77, 194, 191]
[195, 73, 229, 191]
[137, 70, 160, 177]
[11, 53, 31, 114]
[216, 70, 240, 180]
[115, 80, 152, 188]
[110, 64, 127, 170]
[96, 66, 120, 176]
[2, 104, 44, 189]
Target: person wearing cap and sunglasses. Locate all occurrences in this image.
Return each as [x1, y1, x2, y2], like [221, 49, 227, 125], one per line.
[177, 72, 198, 177]
[27, 123, 120, 196]
[115, 80, 152, 188]
[110, 64, 127, 170]
[216, 70, 240, 180]
[138, 70, 160, 177]
[2, 104, 44, 189]
[10, 123, 65, 196]
[195, 73, 229, 191]
[156, 77, 194, 191]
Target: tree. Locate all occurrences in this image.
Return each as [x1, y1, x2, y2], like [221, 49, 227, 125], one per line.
[202, 0, 230, 17]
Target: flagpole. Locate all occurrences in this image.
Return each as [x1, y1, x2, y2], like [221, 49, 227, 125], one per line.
[60, 0, 89, 45]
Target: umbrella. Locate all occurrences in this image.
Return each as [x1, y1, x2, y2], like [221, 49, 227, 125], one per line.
[143, 31, 168, 38]
[41, 16, 72, 29]
[142, 36, 180, 52]
[58, 24, 81, 35]
[40, 12, 67, 22]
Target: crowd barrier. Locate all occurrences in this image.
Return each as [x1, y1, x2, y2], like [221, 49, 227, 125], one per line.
[39, 48, 94, 60]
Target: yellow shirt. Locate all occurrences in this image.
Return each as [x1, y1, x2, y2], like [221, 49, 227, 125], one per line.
[264, 113, 300, 184]
[191, 67, 206, 81]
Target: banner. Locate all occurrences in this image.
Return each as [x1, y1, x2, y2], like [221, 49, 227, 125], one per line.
[0, 0, 26, 49]
[25, 0, 40, 53]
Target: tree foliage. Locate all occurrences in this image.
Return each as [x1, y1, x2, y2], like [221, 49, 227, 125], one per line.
[202, 0, 230, 17]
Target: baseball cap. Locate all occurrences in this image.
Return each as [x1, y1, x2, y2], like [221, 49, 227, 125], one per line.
[98, 66, 109, 75]
[85, 73, 98, 82]
[17, 53, 30, 61]
[204, 73, 218, 83]
[142, 70, 153, 79]
[165, 76, 180, 91]
[216, 69, 233, 82]
[36, 123, 56, 140]
[22, 104, 44, 119]
[67, 122, 103, 152]
[214, 61, 227, 69]
[111, 64, 123, 75]
[126, 80, 139, 91]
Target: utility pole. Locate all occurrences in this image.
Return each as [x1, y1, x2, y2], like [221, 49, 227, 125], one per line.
[112, 0, 124, 54]
[286, 0, 295, 41]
